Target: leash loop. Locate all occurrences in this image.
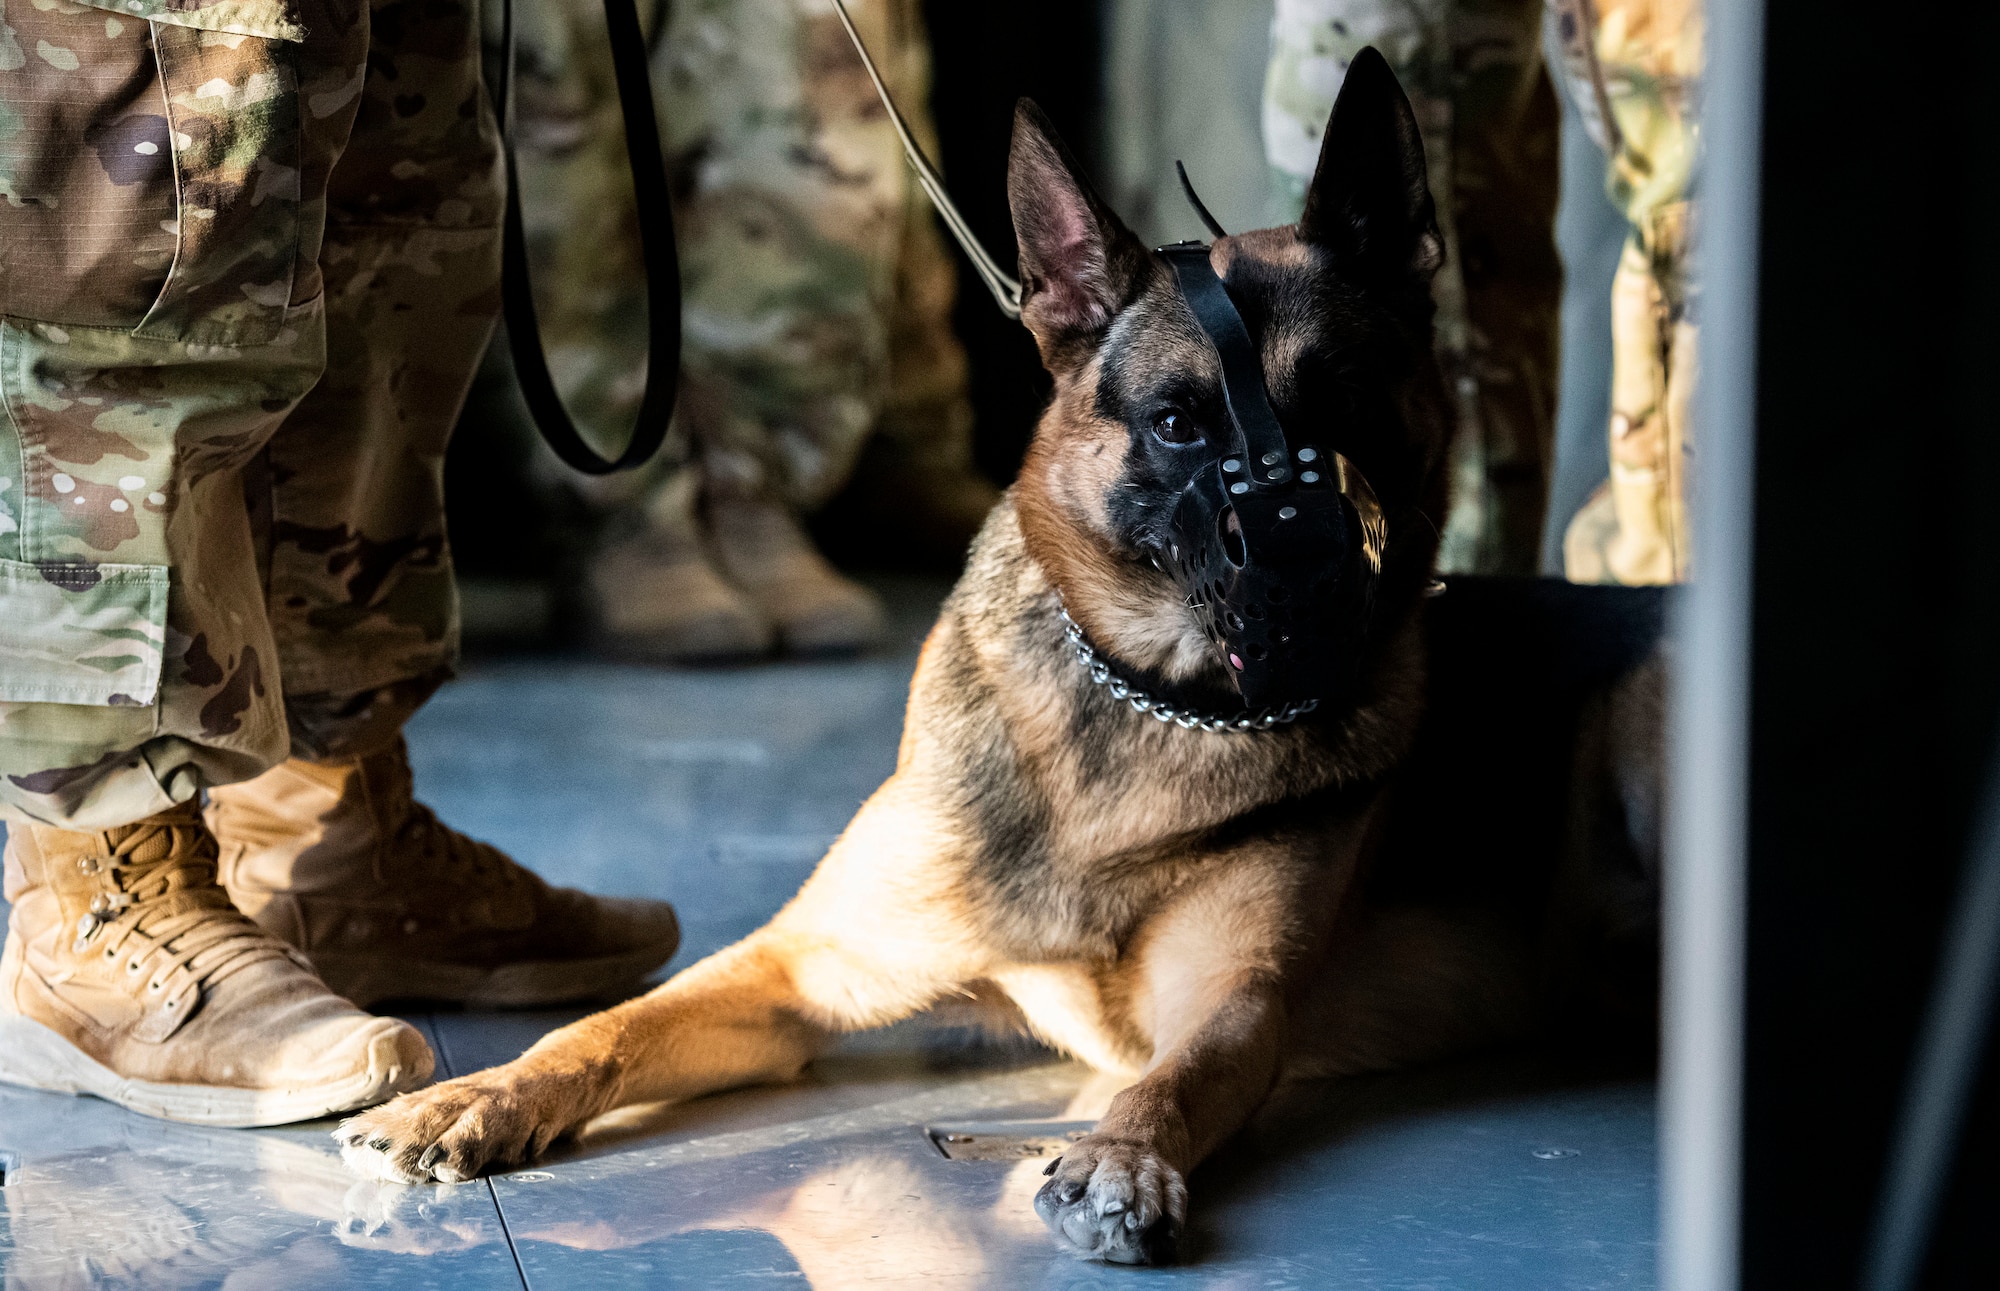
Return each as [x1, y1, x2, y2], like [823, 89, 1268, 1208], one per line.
[494, 0, 681, 474]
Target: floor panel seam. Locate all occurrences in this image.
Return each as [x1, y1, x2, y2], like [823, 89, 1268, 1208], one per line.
[426, 1012, 460, 1079]
[488, 1176, 532, 1291]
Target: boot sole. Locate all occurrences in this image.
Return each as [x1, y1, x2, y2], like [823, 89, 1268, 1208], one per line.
[314, 940, 679, 1010]
[0, 1015, 427, 1128]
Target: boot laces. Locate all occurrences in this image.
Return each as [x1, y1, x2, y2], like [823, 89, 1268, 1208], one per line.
[376, 745, 522, 894]
[395, 800, 515, 887]
[82, 817, 290, 1002]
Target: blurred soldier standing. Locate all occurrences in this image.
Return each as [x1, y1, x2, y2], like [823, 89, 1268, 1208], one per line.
[512, 0, 997, 660]
[0, 0, 680, 1124]
[1546, 0, 1701, 585]
[1263, 0, 1563, 576]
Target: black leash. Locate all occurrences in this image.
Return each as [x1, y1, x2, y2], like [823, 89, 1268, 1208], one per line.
[492, 0, 680, 474]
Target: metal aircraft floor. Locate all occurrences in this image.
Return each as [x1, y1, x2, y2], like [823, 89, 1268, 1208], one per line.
[0, 577, 1658, 1289]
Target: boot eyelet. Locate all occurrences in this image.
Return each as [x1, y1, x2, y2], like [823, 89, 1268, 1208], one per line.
[126, 960, 142, 974]
[148, 981, 163, 993]
[77, 857, 100, 875]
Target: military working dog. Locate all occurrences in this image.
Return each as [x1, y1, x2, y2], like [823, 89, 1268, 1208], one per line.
[337, 51, 1661, 1264]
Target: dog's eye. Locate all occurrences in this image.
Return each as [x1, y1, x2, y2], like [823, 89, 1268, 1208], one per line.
[1151, 411, 1201, 446]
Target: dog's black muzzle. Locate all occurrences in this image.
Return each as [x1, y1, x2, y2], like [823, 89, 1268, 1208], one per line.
[1153, 243, 1386, 712]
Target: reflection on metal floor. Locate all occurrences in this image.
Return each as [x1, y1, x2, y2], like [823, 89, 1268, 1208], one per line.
[0, 577, 1658, 1289]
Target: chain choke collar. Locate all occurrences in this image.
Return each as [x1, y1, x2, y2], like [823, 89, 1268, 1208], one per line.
[1057, 604, 1320, 734]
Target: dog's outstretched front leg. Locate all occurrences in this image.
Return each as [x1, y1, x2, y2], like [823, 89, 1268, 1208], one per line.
[337, 933, 833, 1183]
[1033, 866, 1306, 1265]
[1035, 975, 1283, 1263]
[339, 781, 985, 1183]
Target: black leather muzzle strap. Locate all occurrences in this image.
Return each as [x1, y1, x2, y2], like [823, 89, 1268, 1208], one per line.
[1158, 243, 1293, 490]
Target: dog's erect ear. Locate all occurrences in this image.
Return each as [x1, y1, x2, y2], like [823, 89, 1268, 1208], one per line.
[1008, 99, 1148, 359]
[1298, 47, 1444, 293]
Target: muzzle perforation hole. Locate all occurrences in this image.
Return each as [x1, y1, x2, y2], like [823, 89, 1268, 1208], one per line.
[1217, 506, 1246, 568]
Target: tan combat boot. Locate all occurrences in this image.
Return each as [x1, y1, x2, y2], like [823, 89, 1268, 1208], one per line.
[588, 470, 774, 662]
[589, 524, 776, 663]
[0, 805, 432, 1126]
[710, 493, 887, 655]
[207, 738, 681, 1009]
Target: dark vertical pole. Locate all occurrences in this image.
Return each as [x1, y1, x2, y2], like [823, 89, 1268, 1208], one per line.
[1724, 2, 2000, 1288]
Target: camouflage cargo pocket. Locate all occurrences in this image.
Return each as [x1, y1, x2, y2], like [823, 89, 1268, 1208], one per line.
[0, 555, 167, 705]
[0, 0, 306, 347]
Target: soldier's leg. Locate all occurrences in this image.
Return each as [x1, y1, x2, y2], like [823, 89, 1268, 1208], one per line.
[1440, 0, 1562, 575]
[1567, 229, 1678, 584]
[203, 0, 681, 1007]
[1552, 0, 1701, 585]
[815, 3, 1000, 572]
[812, 204, 999, 573]
[602, 0, 947, 658]
[518, 0, 775, 662]
[0, 1, 355, 825]
[0, 0, 433, 1122]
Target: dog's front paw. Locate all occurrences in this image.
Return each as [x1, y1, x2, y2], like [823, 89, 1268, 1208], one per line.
[1032, 1134, 1187, 1264]
[334, 1068, 570, 1185]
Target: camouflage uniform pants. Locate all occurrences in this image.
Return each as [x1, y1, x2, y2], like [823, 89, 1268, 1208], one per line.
[514, 0, 974, 526]
[0, 0, 502, 828]
[1549, 0, 1700, 585]
[1265, 0, 1562, 576]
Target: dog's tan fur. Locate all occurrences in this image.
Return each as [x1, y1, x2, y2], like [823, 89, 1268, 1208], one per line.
[339, 58, 1649, 1264]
